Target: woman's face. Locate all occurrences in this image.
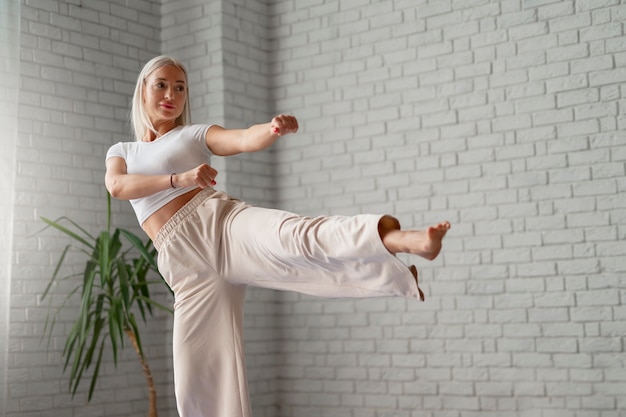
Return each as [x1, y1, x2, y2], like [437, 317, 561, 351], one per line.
[142, 65, 187, 128]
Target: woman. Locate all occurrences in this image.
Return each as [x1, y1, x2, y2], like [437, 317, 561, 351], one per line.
[105, 55, 450, 417]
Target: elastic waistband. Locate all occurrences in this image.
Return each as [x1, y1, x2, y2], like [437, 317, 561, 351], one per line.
[153, 188, 216, 252]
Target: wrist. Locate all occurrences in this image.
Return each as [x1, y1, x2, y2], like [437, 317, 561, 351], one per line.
[170, 173, 177, 188]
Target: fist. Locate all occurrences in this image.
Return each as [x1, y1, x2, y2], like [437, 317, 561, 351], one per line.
[270, 114, 298, 136]
[184, 163, 217, 189]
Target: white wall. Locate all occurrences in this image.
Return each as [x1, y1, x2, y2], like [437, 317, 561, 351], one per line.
[6, 1, 626, 417]
[269, 1, 626, 416]
[1, 2, 20, 417]
[8, 1, 177, 416]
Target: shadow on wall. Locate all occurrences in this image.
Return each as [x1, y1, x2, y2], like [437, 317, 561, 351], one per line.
[0, 1, 19, 415]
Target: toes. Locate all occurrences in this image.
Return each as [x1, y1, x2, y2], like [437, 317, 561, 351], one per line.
[430, 221, 451, 237]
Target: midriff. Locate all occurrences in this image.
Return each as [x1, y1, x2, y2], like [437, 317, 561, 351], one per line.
[141, 188, 203, 241]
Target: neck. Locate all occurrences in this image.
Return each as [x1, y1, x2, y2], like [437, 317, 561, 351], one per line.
[143, 121, 178, 142]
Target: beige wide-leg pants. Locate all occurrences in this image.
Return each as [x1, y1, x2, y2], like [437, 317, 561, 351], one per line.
[154, 188, 423, 417]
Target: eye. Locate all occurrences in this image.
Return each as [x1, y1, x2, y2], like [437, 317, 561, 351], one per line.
[155, 82, 165, 88]
[176, 85, 186, 92]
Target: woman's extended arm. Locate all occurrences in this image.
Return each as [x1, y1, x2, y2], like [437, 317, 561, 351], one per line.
[105, 157, 218, 200]
[206, 114, 298, 156]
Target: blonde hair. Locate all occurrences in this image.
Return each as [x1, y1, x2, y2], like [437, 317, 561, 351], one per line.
[131, 55, 192, 141]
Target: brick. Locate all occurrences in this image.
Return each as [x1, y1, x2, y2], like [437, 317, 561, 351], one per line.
[577, 289, 620, 306]
[528, 307, 569, 323]
[546, 74, 589, 93]
[590, 67, 626, 87]
[579, 338, 622, 353]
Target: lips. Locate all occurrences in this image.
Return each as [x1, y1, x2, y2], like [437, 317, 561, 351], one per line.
[160, 102, 175, 110]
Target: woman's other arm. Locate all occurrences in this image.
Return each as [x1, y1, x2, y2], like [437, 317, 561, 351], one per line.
[105, 157, 218, 200]
[205, 114, 298, 156]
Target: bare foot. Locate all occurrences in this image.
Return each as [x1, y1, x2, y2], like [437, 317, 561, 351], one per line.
[418, 221, 451, 260]
[381, 220, 451, 260]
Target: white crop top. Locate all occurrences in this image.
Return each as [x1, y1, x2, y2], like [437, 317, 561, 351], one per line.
[105, 124, 213, 225]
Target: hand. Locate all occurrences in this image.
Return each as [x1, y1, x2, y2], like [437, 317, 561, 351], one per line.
[270, 114, 298, 136]
[176, 164, 218, 189]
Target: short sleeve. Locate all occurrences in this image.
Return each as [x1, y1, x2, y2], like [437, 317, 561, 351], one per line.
[186, 124, 213, 152]
[105, 142, 126, 163]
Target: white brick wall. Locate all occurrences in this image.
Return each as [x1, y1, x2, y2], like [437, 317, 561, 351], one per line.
[221, 0, 276, 206]
[270, 1, 626, 416]
[1, 4, 21, 417]
[9, 1, 177, 416]
[6, 1, 626, 417]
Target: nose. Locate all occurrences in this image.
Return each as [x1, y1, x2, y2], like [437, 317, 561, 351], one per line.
[164, 85, 176, 100]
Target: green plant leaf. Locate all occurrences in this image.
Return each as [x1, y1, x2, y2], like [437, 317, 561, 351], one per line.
[120, 229, 159, 271]
[136, 296, 174, 315]
[106, 192, 112, 232]
[41, 285, 80, 346]
[41, 244, 70, 300]
[117, 259, 131, 311]
[88, 340, 106, 401]
[79, 266, 97, 349]
[113, 298, 126, 347]
[69, 317, 93, 396]
[84, 317, 104, 372]
[107, 308, 119, 363]
[97, 231, 111, 289]
[132, 262, 151, 321]
[40, 216, 95, 250]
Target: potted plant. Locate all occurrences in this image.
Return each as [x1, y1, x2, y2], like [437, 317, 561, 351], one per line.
[40, 193, 172, 417]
